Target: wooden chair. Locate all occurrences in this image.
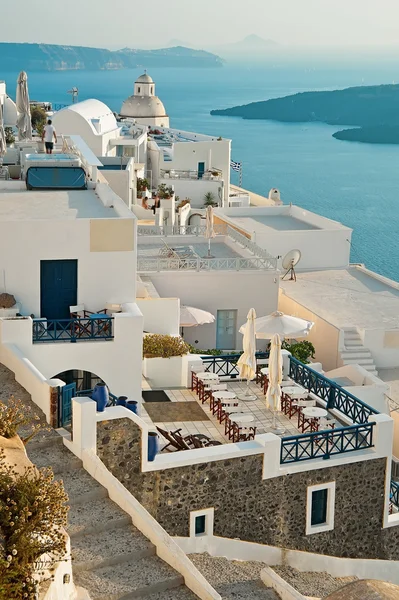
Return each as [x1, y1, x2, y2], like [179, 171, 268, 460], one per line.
[156, 427, 185, 452]
[297, 411, 318, 434]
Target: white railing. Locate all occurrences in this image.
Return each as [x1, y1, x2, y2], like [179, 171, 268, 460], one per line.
[138, 224, 227, 236]
[227, 226, 276, 263]
[137, 256, 275, 272]
[160, 169, 223, 181]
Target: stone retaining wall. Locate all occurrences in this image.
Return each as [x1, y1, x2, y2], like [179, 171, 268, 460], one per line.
[97, 418, 397, 560]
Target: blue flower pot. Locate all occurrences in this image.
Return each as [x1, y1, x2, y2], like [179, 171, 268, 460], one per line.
[116, 396, 128, 407]
[126, 400, 138, 414]
[92, 383, 109, 412]
[148, 432, 159, 462]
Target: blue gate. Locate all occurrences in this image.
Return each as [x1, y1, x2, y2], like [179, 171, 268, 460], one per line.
[59, 382, 76, 427]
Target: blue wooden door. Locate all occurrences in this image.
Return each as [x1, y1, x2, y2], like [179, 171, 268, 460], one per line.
[59, 382, 76, 427]
[198, 162, 205, 179]
[40, 260, 77, 320]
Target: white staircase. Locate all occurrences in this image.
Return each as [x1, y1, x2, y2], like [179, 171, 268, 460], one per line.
[27, 437, 198, 600]
[340, 328, 378, 376]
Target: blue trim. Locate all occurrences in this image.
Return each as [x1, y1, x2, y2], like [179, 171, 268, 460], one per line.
[33, 317, 114, 343]
[280, 422, 375, 464]
[391, 480, 399, 509]
[202, 352, 269, 379]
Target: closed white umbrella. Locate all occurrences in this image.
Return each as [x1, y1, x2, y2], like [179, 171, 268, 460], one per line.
[237, 308, 257, 400]
[240, 311, 313, 340]
[16, 71, 32, 141]
[203, 205, 215, 258]
[180, 305, 215, 328]
[266, 333, 284, 433]
[0, 103, 6, 160]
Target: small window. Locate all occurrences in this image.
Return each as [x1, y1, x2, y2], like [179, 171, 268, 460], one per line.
[138, 86, 141, 94]
[151, 86, 154, 94]
[306, 482, 335, 535]
[311, 488, 328, 526]
[195, 515, 206, 535]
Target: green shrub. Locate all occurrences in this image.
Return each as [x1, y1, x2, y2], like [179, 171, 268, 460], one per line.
[188, 345, 223, 356]
[282, 340, 315, 364]
[30, 105, 47, 137]
[143, 334, 189, 358]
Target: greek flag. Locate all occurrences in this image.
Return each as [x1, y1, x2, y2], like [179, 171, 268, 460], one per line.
[230, 160, 241, 172]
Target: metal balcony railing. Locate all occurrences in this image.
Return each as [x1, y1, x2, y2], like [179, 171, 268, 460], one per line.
[280, 422, 375, 464]
[289, 357, 379, 424]
[32, 317, 114, 343]
[202, 352, 270, 378]
[390, 480, 399, 510]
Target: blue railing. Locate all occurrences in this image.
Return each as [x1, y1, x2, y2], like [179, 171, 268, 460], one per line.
[76, 388, 117, 407]
[280, 422, 375, 464]
[32, 317, 114, 343]
[289, 357, 378, 424]
[202, 351, 269, 378]
[391, 481, 399, 510]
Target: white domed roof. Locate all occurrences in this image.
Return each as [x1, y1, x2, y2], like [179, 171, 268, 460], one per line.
[120, 95, 167, 118]
[135, 73, 154, 84]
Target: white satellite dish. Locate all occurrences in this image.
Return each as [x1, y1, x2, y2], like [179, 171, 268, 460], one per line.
[281, 249, 301, 282]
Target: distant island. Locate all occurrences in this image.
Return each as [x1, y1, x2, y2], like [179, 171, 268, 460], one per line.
[0, 43, 223, 71]
[211, 84, 399, 144]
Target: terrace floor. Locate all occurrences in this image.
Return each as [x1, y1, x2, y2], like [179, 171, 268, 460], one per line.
[141, 379, 305, 448]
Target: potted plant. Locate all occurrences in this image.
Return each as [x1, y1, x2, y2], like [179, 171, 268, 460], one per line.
[137, 177, 150, 197]
[157, 183, 174, 200]
[203, 191, 218, 207]
[5, 127, 15, 147]
[142, 334, 190, 387]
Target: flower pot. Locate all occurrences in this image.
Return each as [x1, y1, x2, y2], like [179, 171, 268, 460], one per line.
[92, 383, 109, 412]
[116, 396, 128, 407]
[148, 432, 159, 462]
[126, 400, 138, 414]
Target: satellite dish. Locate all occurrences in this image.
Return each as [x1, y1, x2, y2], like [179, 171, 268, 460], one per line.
[281, 249, 301, 282]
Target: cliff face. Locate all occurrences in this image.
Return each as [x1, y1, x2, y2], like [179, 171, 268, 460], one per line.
[0, 43, 223, 71]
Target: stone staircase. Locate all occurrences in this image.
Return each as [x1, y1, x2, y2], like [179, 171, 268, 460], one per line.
[340, 328, 378, 376]
[27, 436, 199, 600]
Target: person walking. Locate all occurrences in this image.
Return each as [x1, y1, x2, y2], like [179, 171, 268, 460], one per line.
[42, 119, 57, 154]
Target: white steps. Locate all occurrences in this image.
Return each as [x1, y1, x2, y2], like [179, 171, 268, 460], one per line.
[341, 328, 378, 376]
[26, 438, 198, 600]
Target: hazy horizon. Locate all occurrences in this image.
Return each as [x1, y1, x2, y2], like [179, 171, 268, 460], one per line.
[1, 0, 399, 50]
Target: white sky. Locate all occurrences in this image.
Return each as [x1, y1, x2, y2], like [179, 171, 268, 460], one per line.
[1, 0, 399, 48]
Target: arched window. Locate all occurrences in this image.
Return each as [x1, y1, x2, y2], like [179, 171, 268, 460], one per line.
[138, 86, 141, 94]
[151, 86, 154, 94]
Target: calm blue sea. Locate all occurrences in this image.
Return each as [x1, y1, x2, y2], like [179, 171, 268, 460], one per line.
[3, 65, 399, 280]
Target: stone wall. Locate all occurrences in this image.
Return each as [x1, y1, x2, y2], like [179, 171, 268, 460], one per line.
[97, 418, 397, 560]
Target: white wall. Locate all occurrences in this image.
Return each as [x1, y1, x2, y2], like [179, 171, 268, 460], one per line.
[0, 217, 136, 318]
[0, 310, 144, 402]
[137, 297, 180, 335]
[159, 178, 222, 208]
[148, 270, 279, 350]
[279, 290, 341, 371]
[217, 206, 352, 270]
[362, 328, 399, 369]
[53, 110, 119, 157]
[101, 162, 135, 210]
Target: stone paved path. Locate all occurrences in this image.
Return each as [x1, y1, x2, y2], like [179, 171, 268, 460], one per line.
[189, 554, 280, 599]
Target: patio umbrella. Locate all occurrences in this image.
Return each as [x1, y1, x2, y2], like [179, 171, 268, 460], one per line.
[180, 305, 215, 327]
[240, 311, 313, 340]
[237, 308, 257, 400]
[16, 71, 32, 141]
[0, 103, 6, 160]
[266, 333, 284, 433]
[203, 205, 216, 258]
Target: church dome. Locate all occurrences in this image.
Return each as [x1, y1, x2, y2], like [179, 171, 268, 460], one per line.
[120, 95, 167, 118]
[135, 73, 154, 84]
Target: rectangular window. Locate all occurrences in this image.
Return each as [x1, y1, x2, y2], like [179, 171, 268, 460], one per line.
[306, 482, 335, 535]
[311, 488, 328, 525]
[195, 515, 206, 535]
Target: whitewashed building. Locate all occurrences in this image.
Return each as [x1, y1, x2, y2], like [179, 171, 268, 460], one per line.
[120, 72, 170, 127]
[0, 137, 143, 427]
